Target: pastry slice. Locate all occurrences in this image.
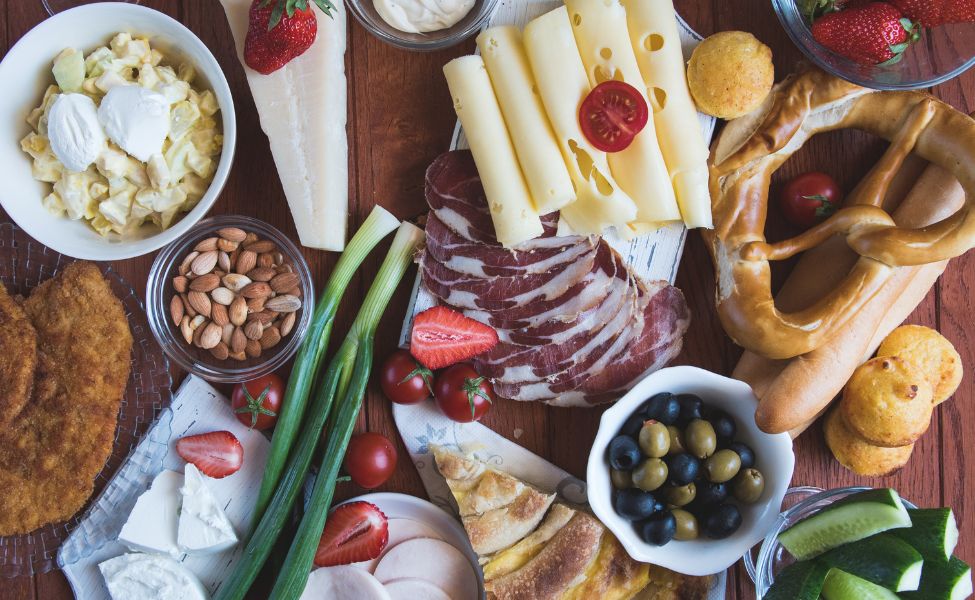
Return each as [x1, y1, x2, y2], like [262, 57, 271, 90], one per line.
[432, 447, 712, 600]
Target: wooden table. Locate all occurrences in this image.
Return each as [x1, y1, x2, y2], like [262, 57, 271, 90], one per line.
[2, 0, 973, 598]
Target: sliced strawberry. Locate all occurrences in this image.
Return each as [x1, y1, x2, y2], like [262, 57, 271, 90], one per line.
[175, 431, 244, 479]
[314, 501, 389, 567]
[410, 306, 499, 370]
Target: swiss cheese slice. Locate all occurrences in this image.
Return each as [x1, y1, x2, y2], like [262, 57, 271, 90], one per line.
[444, 56, 544, 247]
[522, 7, 637, 235]
[476, 26, 576, 215]
[564, 0, 681, 225]
[623, 0, 712, 228]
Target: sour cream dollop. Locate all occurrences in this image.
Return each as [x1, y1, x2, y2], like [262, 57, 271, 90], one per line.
[374, 0, 475, 33]
[47, 93, 107, 172]
[97, 85, 170, 162]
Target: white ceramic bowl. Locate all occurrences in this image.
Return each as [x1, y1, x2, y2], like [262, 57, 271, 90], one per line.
[587, 366, 795, 577]
[0, 3, 236, 260]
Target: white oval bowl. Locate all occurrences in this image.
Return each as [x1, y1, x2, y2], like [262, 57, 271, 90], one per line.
[0, 2, 236, 260]
[587, 366, 795, 577]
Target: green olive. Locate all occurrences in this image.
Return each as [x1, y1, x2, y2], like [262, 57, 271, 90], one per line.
[684, 419, 717, 460]
[638, 420, 671, 458]
[632, 458, 668, 492]
[666, 426, 686, 455]
[704, 449, 742, 483]
[664, 482, 696, 507]
[672, 508, 699, 541]
[611, 468, 632, 490]
[731, 468, 765, 504]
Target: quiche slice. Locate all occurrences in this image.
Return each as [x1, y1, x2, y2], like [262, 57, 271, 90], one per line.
[432, 447, 713, 600]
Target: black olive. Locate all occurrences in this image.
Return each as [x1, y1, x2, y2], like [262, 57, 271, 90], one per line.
[689, 481, 729, 513]
[620, 410, 647, 438]
[727, 442, 755, 469]
[702, 503, 743, 539]
[609, 435, 642, 471]
[664, 453, 700, 486]
[614, 489, 660, 521]
[637, 510, 677, 546]
[676, 394, 704, 426]
[644, 393, 680, 426]
[708, 410, 737, 442]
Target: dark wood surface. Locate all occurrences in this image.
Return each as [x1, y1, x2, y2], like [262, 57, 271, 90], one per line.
[1, 0, 973, 598]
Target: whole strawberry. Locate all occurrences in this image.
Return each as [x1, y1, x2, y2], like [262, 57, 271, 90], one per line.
[942, 0, 975, 24]
[244, 0, 335, 75]
[889, 0, 944, 26]
[812, 2, 919, 65]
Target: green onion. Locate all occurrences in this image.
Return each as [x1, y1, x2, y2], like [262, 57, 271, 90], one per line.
[253, 206, 400, 525]
[268, 222, 424, 599]
[215, 222, 423, 600]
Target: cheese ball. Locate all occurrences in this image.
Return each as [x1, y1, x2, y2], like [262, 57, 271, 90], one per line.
[824, 409, 914, 477]
[840, 356, 935, 448]
[686, 31, 774, 120]
[878, 325, 963, 405]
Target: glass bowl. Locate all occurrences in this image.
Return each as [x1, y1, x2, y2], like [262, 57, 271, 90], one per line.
[746, 486, 918, 596]
[346, 0, 499, 51]
[772, 0, 975, 90]
[147, 215, 314, 384]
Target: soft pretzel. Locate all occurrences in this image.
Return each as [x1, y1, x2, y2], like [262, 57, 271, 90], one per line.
[706, 69, 975, 359]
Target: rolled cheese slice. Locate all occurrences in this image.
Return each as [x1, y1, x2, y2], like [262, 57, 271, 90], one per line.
[623, 0, 712, 229]
[444, 56, 545, 247]
[477, 26, 576, 215]
[374, 538, 478, 600]
[564, 0, 681, 225]
[299, 566, 391, 600]
[523, 7, 637, 234]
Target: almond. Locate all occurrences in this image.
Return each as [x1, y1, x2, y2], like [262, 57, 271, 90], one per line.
[199, 322, 223, 350]
[195, 237, 218, 252]
[222, 323, 235, 346]
[187, 291, 212, 317]
[280, 264, 294, 274]
[246, 297, 266, 312]
[257, 253, 275, 268]
[244, 320, 264, 341]
[193, 321, 207, 347]
[260, 325, 282, 350]
[245, 339, 262, 358]
[173, 275, 189, 293]
[249, 310, 277, 325]
[280, 311, 297, 337]
[217, 238, 239, 253]
[218, 227, 247, 243]
[179, 251, 199, 276]
[229, 350, 248, 361]
[192, 250, 218, 276]
[218, 250, 232, 273]
[269, 272, 299, 293]
[222, 273, 251, 293]
[189, 273, 220, 292]
[247, 267, 276, 282]
[180, 316, 193, 344]
[241, 281, 272, 299]
[170, 295, 185, 326]
[229, 296, 248, 326]
[245, 239, 276, 254]
[235, 250, 257, 275]
[211, 302, 229, 327]
[191, 315, 207, 329]
[285, 286, 302, 299]
[274, 252, 285, 266]
[210, 342, 230, 361]
[243, 232, 259, 246]
[211, 287, 235, 306]
[231, 326, 247, 354]
[181, 293, 197, 318]
[266, 295, 301, 313]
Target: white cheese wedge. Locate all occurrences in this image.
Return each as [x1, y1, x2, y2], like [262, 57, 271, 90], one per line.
[476, 26, 576, 215]
[522, 7, 637, 234]
[444, 55, 544, 247]
[219, 0, 348, 251]
[299, 566, 391, 600]
[117, 469, 183, 558]
[622, 0, 712, 229]
[99, 553, 209, 600]
[374, 538, 478, 600]
[564, 0, 681, 225]
[178, 464, 238, 555]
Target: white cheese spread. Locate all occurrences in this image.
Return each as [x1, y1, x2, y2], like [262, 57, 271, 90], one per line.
[374, 0, 475, 33]
[178, 464, 238, 555]
[99, 553, 209, 600]
[47, 93, 106, 172]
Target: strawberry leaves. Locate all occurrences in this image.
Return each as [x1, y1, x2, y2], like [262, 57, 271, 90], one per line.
[261, 0, 335, 30]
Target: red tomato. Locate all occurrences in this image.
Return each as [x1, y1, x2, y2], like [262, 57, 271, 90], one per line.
[379, 350, 433, 405]
[579, 80, 649, 153]
[231, 373, 285, 430]
[344, 432, 398, 489]
[433, 363, 494, 423]
[780, 172, 843, 229]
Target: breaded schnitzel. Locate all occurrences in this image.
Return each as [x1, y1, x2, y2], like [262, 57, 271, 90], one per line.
[0, 284, 36, 429]
[0, 262, 132, 536]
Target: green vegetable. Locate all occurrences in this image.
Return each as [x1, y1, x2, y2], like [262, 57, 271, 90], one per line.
[268, 222, 424, 598]
[821, 569, 900, 600]
[891, 508, 959, 566]
[252, 205, 400, 525]
[763, 560, 830, 600]
[902, 556, 973, 600]
[819, 534, 922, 592]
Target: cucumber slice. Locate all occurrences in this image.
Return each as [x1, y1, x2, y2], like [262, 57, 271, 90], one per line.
[902, 556, 973, 600]
[763, 560, 830, 599]
[820, 534, 923, 591]
[778, 489, 911, 560]
[891, 508, 959, 565]
[821, 568, 900, 600]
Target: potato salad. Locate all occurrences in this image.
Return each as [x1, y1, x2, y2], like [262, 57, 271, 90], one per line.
[20, 33, 222, 237]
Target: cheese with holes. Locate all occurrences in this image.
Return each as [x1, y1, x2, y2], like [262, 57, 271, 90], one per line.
[476, 26, 575, 215]
[522, 7, 637, 234]
[623, 0, 712, 228]
[219, 0, 348, 251]
[444, 56, 544, 247]
[564, 0, 681, 225]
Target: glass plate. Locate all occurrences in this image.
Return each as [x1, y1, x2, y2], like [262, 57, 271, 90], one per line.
[0, 223, 172, 578]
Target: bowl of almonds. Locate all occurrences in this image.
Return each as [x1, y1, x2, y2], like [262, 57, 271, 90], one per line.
[146, 215, 314, 383]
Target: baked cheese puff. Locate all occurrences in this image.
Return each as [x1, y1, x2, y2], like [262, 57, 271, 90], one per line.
[824, 409, 914, 477]
[840, 356, 934, 448]
[878, 325, 963, 405]
[686, 31, 774, 120]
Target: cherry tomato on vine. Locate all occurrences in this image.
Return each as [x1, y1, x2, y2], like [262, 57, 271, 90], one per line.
[231, 373, 284, 430]
[434, 363, 495, 423]
[343, 432, 398, 489]
[579, 80, 650, 153]
[380, 350, 434, 405]
[780, 172, 843, 229]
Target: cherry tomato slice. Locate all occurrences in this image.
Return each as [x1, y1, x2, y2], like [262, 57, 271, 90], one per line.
[579, 80, 650, 153]
[780, 171, 843, 229]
